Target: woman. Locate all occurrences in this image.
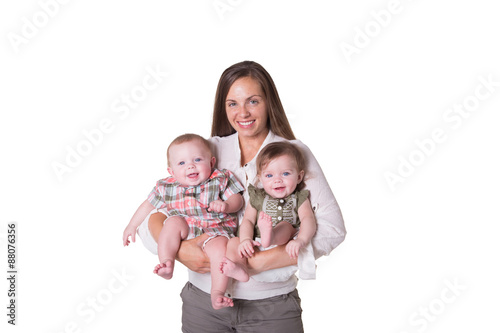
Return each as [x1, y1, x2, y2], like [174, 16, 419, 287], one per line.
[175, 61, 346, 332]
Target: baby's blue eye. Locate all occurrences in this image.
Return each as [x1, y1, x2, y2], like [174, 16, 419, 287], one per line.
[265, 174, 273, 178]
[283, 172, 290, 176]
[179, 161, 185, 165]
[195, 158, 201, 162]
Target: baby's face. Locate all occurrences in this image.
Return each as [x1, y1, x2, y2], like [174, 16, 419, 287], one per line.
[167, 140, 215, 187]
[259, 154, 304, 199]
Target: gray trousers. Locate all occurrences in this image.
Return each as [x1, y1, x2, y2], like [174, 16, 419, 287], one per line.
[180, 282, 304, 333]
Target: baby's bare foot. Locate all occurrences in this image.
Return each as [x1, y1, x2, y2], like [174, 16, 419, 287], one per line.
[220, 257, 249, 282]
[257, 211, 273, 248]
[153, 260, 174, 280]
[211, 291, 234, 310]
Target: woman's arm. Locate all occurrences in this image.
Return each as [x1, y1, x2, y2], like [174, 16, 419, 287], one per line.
[176, 234, 211, 273]
[175, 234, 297, 275]
[247, 245, 297, 275]
[176, 233, 298, 275]
[294, 140, 346, 258]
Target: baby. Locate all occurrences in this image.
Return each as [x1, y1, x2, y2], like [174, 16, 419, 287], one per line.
[123, 133, 244, 309]
[220, 141, 317, 282]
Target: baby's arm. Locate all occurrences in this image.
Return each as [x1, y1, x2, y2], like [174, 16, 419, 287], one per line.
[286, 198, 317, 258]
[208, 193, 244, 214]
[123, 199, 155, 246]
[238, 204, 261, 258]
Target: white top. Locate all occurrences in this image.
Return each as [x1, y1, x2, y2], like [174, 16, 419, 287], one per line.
[187, 131, 346, 300]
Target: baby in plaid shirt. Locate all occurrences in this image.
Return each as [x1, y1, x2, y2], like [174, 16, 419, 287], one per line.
[123, 133, 244, 309]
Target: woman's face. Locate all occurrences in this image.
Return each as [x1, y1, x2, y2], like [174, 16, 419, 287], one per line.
[225, 76, 269, 141]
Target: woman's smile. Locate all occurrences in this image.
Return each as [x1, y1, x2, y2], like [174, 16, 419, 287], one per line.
[237, 120, 256, 127]
[225, 77, 268, 140]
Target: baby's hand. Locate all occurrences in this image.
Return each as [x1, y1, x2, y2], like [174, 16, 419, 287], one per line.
[208, 200, 228, 213]
[123, 225, 137, 247]
[285, 239, 306, 259]
[238, 239, 261, 258]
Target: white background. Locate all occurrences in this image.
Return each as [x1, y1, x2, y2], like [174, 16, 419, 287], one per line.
[1, 0, 499, 332]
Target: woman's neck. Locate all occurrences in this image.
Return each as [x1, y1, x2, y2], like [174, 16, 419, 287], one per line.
[238, 130, 269, 166]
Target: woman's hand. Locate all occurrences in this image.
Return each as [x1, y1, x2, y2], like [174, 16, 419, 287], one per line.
[176, 234, 211, 274]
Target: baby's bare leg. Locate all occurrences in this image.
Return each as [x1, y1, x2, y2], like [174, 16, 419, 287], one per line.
[257, 212, 295, 248]
[204, 236, 233, 309]
[148, 212, 167, 243]
[220, 237, 249, 282]
[257, 212, 273, 248]
[154, 216, 189, 280]
[272, 221, 296, 245]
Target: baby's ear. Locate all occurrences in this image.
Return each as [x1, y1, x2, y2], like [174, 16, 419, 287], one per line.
[297, 170, 305, 183]
[167, 167, 174, 177]
[211, 156, 216, 168]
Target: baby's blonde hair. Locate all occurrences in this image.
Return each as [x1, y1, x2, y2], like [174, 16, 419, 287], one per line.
[166, 133, 213, 167]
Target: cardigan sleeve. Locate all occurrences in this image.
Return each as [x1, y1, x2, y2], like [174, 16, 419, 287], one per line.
[292, 140, 346, 259]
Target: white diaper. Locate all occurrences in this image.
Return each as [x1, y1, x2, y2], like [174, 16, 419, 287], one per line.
[137, 210, 160, 255]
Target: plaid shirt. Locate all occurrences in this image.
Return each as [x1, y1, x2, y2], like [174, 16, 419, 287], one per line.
[147, 169, 244, 237]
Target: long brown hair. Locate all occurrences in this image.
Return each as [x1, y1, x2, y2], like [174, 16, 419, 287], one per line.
[211, 61, 295, 140]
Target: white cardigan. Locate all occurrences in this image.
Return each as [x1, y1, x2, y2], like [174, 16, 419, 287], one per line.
[187, 131, 346, 300]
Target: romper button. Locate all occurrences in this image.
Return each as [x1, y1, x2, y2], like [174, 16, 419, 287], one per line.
[280, 199, 284, 203]
[278, 206, 282, 210]
[278, 216, 282, 221]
